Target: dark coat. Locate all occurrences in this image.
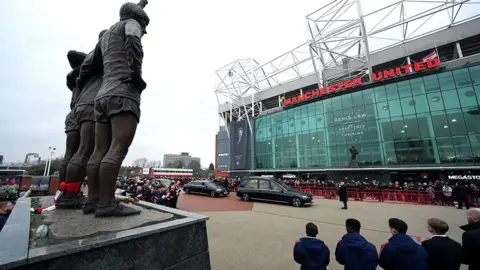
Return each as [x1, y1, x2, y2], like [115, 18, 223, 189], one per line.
[453, 185, 469, 200]
[421, 236, 463, 270]
[0, 213, 9, 232]
[339, 186, 348, 202]
[335, 233, 378, 270]
[461, 222, 480, 270]
[294, 237, 330, 270]
[222, 180, 229, 189]
[378, 233, 428, 270]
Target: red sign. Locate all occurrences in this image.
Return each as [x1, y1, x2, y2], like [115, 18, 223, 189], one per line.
[283, 57, 440, 107]
[372, 58, 440, 81]
[283, 77, 362, 107]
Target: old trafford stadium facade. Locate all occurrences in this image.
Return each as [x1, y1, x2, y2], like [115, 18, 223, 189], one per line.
[214, 0, 480, 183]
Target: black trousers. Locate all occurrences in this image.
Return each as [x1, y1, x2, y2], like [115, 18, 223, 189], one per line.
[458, 198, 470, 209]
[169, 197, 178, 209]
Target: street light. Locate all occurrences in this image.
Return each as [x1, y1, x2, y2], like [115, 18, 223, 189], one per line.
[43, 146, 56, 176]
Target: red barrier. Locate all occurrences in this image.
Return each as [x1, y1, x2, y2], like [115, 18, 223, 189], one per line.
[290, 187, 433, 205]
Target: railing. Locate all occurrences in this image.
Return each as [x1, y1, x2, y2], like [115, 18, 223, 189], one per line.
[285, 186, 479, 206]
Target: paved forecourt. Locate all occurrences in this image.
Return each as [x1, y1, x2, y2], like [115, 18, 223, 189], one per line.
[200, 198, 468, 270]
[177, 192, 253, 212]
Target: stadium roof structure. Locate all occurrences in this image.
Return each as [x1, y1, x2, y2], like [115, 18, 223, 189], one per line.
[215, 0, 480, 129]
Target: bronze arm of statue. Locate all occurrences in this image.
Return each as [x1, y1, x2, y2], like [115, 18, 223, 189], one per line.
[66, 50, 87, 109]
[76, 44, 103, 91]
[125, 19, 146, 92]
[66, 50, 87, 90]
[75, 30, 107, 91]
[121, 0, 149, 92]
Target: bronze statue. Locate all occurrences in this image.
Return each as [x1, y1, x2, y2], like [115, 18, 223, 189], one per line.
[56, 31, 107, 209]
[58, 51, 87, 184]
[78, 0, 149, 217]
[348, 146, 359, 168]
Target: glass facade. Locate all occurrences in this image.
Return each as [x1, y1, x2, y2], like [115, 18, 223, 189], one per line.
[254, 65, 480, 169]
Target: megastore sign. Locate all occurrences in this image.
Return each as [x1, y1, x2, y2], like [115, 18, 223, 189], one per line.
[447, 175, 480, 180]
[283, 58, 440, 107]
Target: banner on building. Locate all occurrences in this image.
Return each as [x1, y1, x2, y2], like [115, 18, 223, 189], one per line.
[421, 50, 438, 63]
[229, 120, 248, 170]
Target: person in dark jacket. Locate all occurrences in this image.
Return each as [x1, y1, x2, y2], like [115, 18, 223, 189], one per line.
[222, 178, 230, 192]
[416, 218, 462, 270]
[0, 202, 14, 232]
[167, 183, 179, 208]
[335, 218, 378, 270]
[339, 182, 348, 209]
[294, 222, 330, 270]
[461, 208, 480, 270]
[379, 218, 428, 270]
[454, 182, 470, 209]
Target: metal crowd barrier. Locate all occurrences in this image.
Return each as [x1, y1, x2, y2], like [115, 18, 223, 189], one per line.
[284, 186, 479, 206]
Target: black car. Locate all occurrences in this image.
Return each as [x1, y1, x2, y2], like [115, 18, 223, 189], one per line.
[151, 178, 172, 187]
[183, 180, 230, 197]
[236, 177, 313, 207]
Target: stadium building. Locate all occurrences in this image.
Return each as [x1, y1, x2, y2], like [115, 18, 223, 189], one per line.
[215, 0, 480, 183]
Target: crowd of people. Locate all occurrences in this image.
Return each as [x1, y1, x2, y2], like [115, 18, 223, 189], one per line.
[294, 209, 480, 270]
[114, 178, 182, 208]
[283, 178, 480, 208]
[286, 178, 478, 192]
[0, 201, 14, 231]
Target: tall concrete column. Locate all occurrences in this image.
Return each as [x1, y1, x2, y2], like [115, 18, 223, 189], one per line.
[272, 137, 276, 169]
[296, 134, 301, 168]
[425, 114, 441, 164]
[456, 42, 464, 58]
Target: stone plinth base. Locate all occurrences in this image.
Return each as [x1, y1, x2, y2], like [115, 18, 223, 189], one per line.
[349, 160, 359, 168]
[0, 197, 211, 270]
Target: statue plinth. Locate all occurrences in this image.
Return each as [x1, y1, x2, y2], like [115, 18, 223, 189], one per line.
[0, 197, 211, 270]
[349, 160, 360, 168]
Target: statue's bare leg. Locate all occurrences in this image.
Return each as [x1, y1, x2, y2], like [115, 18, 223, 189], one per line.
[83, 121, 111, 214]
[66, 121, 95, 183]
[94, 112, 139, 218]
[57, 121, 96, 208]
[59, 131, 80, 182]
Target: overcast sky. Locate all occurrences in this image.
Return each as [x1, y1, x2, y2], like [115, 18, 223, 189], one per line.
[0, 0, 324, 167]
[1, 0, 477, 167]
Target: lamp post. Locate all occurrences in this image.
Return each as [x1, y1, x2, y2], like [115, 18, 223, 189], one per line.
[44, 146, 56, 176]
[43, 158, 48, 176]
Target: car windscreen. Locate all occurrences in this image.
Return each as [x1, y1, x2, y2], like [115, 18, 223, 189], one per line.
[203, 182, 220, 188]
[275, 180, 292, 191]
[160, 179, 171, 186]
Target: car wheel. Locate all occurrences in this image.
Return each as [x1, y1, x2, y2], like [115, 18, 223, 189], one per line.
[184, 188, 189, 194]
[210, 191, 216, 198]
[242, 193, 250, 201]
[292, 197, 302, 207]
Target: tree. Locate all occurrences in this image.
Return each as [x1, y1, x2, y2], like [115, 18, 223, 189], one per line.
[188, 160, 201, 170]
[146, 160, 162, 168]
[208, 163, 214, 171]
[27, 162, 47, 176]
[188, 160, 206, 177]
[132, 158, 149, 167]
[27, 157, 62, 176]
